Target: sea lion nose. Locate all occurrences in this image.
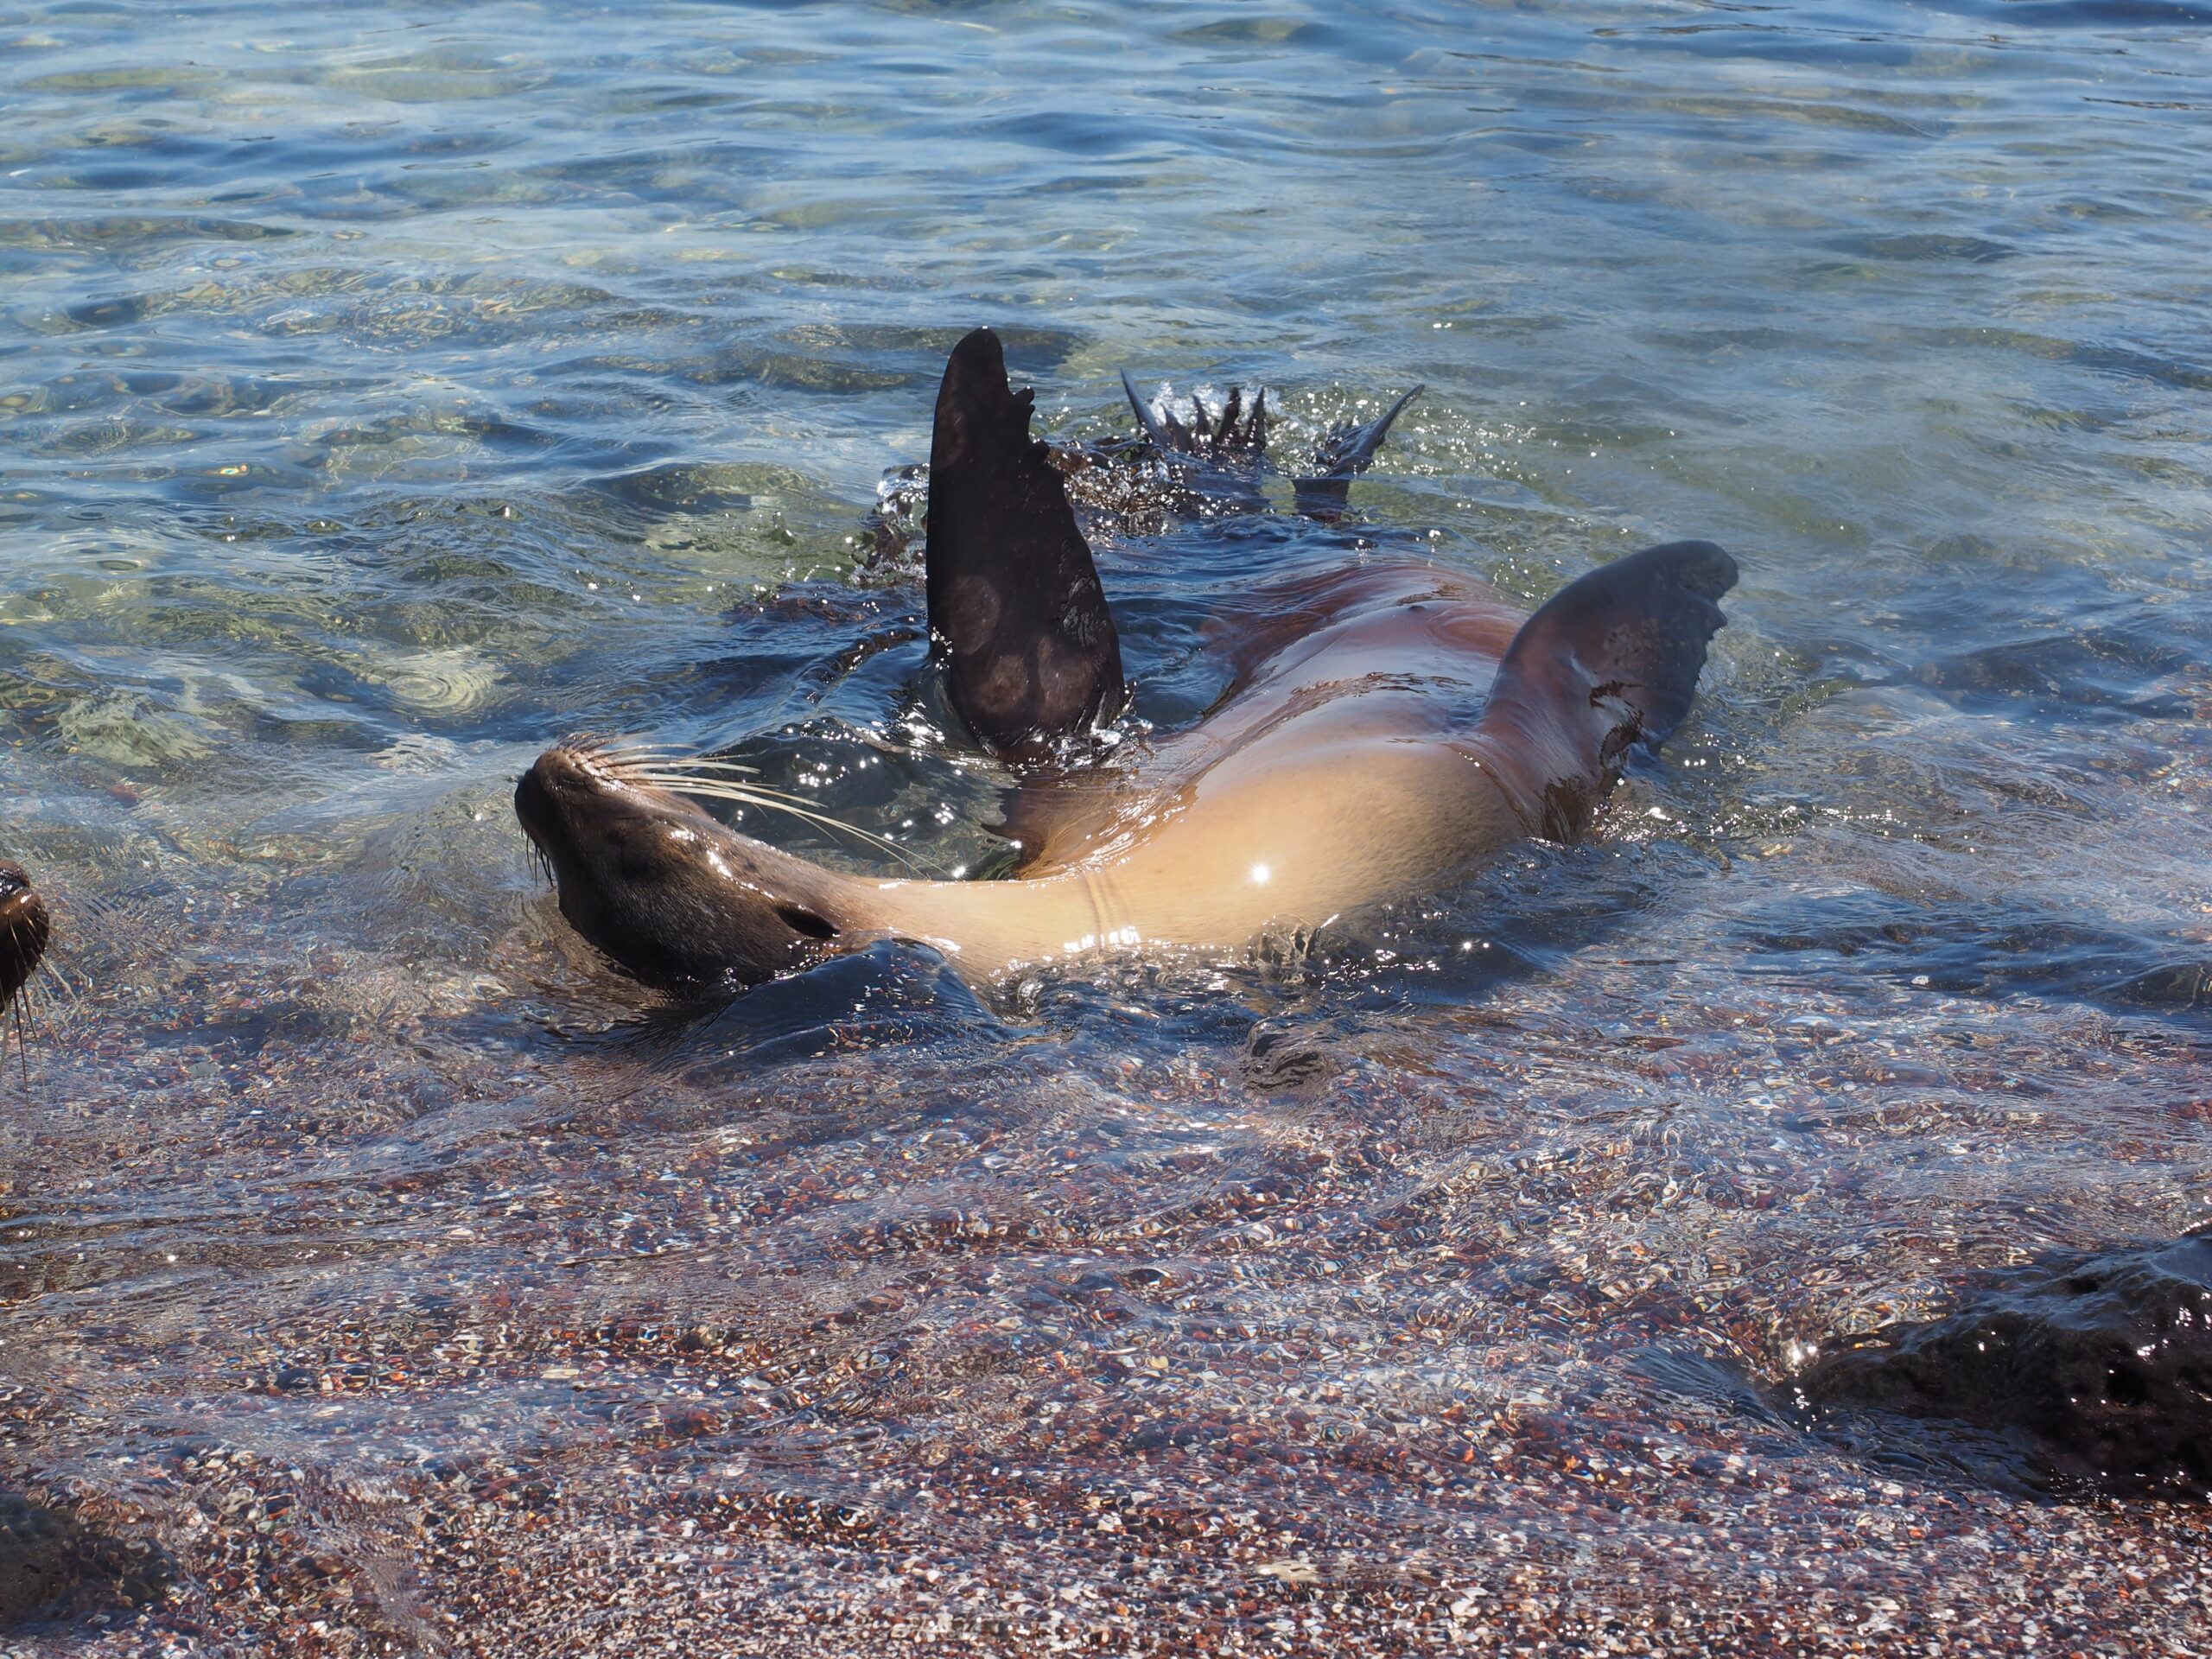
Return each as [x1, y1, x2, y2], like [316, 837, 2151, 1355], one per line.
[515, 747, 593, 844]
[523, 742, 620, 802]
[531, 744, 597, 790]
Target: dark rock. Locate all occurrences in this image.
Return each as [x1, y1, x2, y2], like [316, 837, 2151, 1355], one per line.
[1241, 1023, 1341, 1092]
[0, 1493, 79, 1625]
[1796, 1236, 2212, 1499]
[0, 1490, 170, 1630]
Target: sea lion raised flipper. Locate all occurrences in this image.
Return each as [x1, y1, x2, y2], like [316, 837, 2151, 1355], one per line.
[1120, 372, 1268, 512]
[1292, 385, 1423, 517]
[1462, 539, 1738, 842]
[928, 327, 1125, 763]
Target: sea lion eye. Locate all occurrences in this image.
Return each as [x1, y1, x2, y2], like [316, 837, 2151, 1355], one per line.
[774, 904, 837, 940]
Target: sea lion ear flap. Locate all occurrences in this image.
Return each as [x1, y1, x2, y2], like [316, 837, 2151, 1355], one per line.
[925, 327, 1125, 763]
[1465, 540, 1737, 843]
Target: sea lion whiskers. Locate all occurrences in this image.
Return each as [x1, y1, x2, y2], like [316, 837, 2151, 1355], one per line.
[524, 836, 556, 890]
[3, 982, 35, 1092]
[626, 773, 925, 868]
[1, 948, 40, 1084]
[559, 742, 929, 869]
[620, 755, 761, 777]
[557, 733, 693, 766]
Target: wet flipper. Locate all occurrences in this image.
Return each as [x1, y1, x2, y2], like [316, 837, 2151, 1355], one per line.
[1121, 372, 1268, 462]
[1122, 373, 1268, 511]
[1463, 540, 1738, 842]
[1292, 385, 1423, 517]
[927, 327, 1125, 763]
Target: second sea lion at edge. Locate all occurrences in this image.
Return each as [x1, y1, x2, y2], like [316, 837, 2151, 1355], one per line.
[0, 861, 50, 1014]
[516, 327, 1738, 994]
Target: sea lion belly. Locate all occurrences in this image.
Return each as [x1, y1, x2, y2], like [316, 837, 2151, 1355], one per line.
[861, 702, 1514, 978]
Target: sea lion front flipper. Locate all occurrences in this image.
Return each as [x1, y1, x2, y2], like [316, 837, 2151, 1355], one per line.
[928, 327, 1125, 763]
[1464, 540, 1738, 843]
[1292, 385, 1423, 517]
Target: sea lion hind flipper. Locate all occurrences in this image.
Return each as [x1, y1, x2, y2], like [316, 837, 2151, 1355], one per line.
[1467, 540, 1737, 842]
[1122, 372, 1265, 461]
[928, 327, 1125, 762]
[1122, 369, 1185, 451]
[1292, 385, 1422, 515]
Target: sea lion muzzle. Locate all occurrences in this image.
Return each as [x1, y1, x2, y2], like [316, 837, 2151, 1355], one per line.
[515, 745, 854, 994]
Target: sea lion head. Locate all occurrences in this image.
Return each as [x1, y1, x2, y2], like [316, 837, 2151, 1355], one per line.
[514, 744, 853, 993]
[0, 861, 50, 1009]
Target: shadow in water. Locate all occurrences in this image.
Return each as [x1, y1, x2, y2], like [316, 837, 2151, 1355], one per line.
[1632, 1346, 2051, 1498]
[589, 938, 1007, 1077]
[1912, 624, 2195, 724]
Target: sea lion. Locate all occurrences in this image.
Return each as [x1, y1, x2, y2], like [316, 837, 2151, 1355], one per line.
[0, 861, 49, 1012]
[516, 327, 1737, 994]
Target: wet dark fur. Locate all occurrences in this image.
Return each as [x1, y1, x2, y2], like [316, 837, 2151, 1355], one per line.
[0, 862, 48, 1057]
[516, 747, 850, 989]
[1474, 539, 1738, 841]
[0, 861, 50, 1017]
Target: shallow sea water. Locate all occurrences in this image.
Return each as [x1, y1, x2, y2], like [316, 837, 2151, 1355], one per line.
[3, 0, 2211, 1651]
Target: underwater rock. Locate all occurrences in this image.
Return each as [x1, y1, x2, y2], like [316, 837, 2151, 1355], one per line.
[1797, 1236, 2212, 1499]
[1241, 1022, 1344, 1092]
[0, 1493, 79, 1624]
[0, 1490, 168, 1628]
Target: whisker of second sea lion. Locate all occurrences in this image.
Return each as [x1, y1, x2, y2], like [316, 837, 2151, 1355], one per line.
[594, 739, 704, 760]
[560, 732, 694, 765]
[3, 965, 43, 1090]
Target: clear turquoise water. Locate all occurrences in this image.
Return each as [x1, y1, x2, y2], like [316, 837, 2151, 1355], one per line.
[3, 1, 2211, 1649]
